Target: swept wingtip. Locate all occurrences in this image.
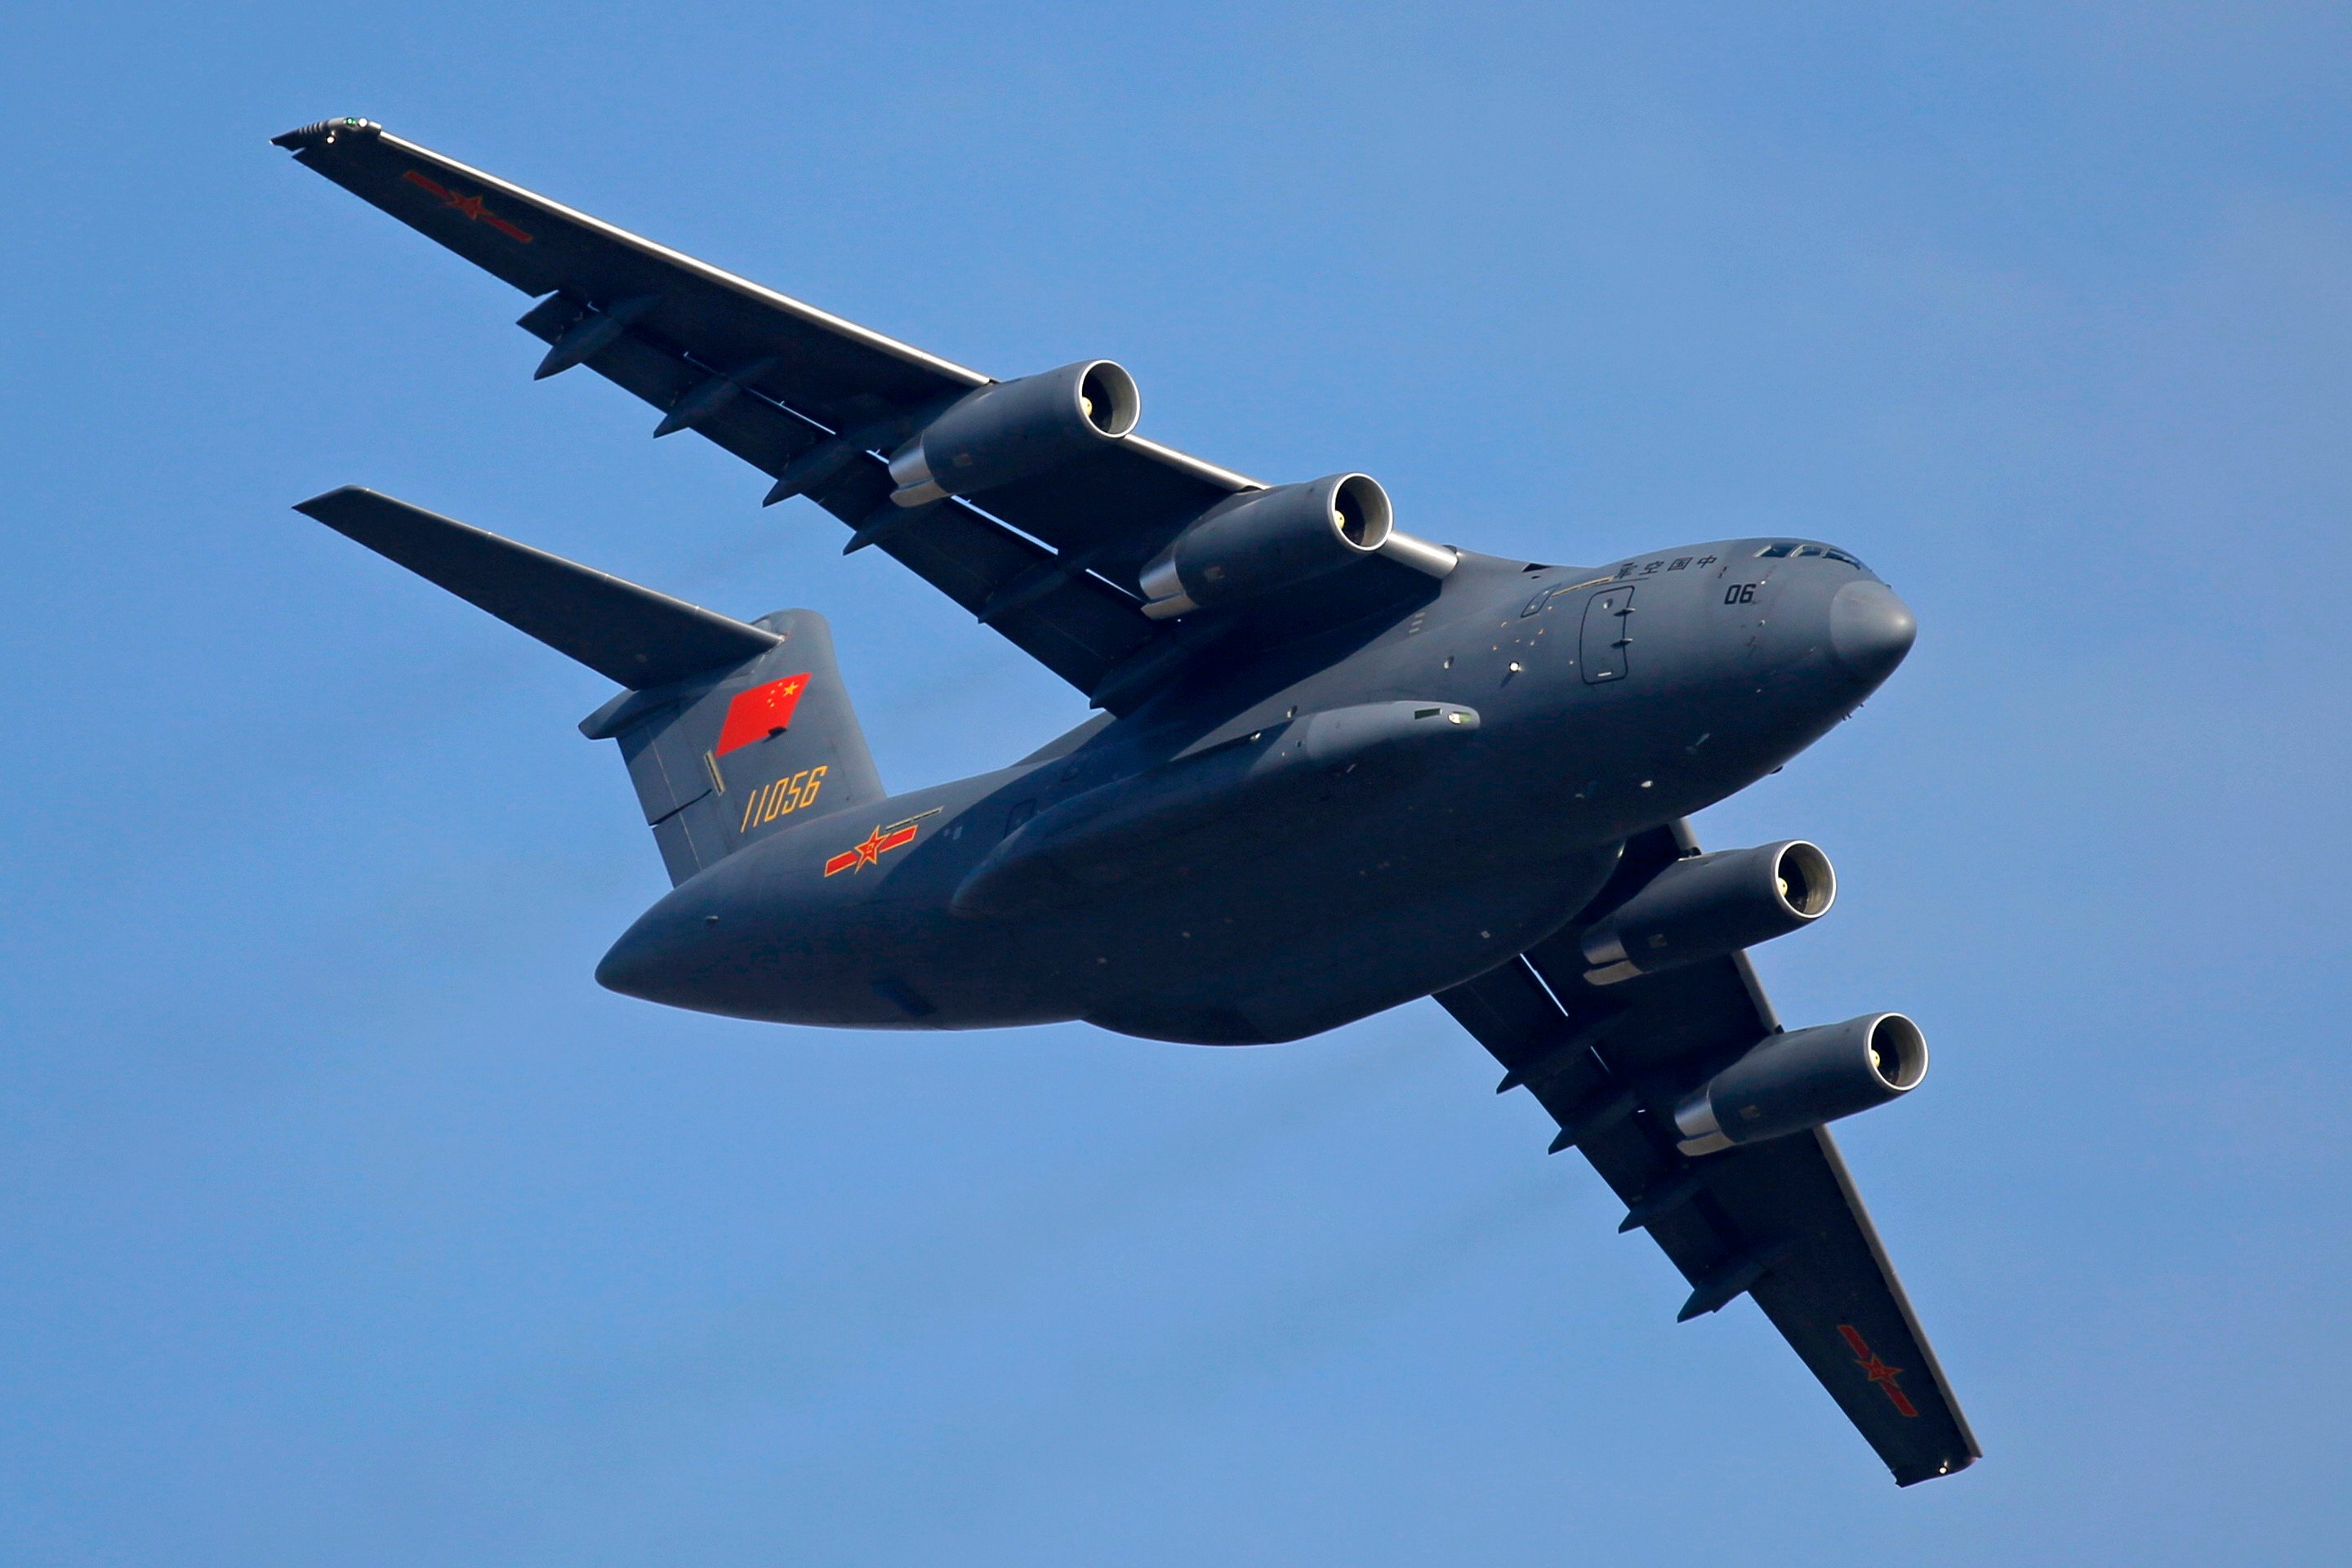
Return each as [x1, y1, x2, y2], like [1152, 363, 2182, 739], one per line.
[291, 484, 378, 521]
[270, 117, 381, 151]
[1893, 1450, 1979, 1486]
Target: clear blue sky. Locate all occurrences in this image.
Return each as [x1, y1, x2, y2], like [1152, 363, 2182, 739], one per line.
[5, 4, 2348, 1563]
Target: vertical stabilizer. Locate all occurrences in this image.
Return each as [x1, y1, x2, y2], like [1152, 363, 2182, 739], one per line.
[580, 612, 884, 884]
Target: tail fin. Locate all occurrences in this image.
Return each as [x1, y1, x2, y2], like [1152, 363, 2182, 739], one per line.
[296, 487, 885, 885]
[579, 609, 883, 884]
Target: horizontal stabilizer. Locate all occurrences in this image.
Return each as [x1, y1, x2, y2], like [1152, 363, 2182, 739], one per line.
[293, 487, 778, 688]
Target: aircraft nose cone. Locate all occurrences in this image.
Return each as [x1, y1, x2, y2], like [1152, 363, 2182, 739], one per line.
[1829, 579, 1917, 688]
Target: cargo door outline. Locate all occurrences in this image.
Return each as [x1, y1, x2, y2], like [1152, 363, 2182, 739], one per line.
[1581, 586, 1635, 684]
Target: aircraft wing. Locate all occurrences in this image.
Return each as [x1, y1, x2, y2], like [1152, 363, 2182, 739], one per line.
[273, 117, 1266, 710]
[1436, 820, 1980, 1486]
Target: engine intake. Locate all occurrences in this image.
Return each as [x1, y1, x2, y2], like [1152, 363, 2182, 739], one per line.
[1580, 840, 1834, 984]
[1673, 1013, 1929, 1154]
[889, 359, 1139, 506]
[1138, 474, 1392, 618]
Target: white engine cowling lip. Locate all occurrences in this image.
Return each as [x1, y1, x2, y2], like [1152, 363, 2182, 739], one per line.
[1138, 472, 1407, 617]
[887, 359, 1139, 506]
[1672, 1011, 1928, 1154]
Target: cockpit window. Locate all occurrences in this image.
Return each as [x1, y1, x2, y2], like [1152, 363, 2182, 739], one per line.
[1756, 541, 1868, 569]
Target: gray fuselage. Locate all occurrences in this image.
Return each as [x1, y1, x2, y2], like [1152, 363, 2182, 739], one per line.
[595, 538, 1914, 1044]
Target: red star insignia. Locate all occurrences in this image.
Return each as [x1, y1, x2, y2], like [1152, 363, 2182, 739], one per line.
[399, 169, 533, 243]
[1838, 1324, 1920, 1418]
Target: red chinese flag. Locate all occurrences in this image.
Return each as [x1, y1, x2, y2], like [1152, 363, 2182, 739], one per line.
[714, 673, 813, 756]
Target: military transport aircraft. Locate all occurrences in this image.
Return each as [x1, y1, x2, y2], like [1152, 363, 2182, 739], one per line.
[274, 117, 1978, 1486]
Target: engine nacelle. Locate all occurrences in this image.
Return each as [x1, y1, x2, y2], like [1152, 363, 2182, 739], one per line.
[1138, 474, 1393, 618]
[1579, 840, 1834, 985]
[1673, 1013, 1929, 1154]
[888, 359, 1139, 506]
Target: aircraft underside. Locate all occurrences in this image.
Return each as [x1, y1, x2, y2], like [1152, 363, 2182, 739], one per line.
[597, 767, 1630, 1044]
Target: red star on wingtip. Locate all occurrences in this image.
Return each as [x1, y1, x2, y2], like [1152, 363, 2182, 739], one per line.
[400, 169, 534, 243]
[1837, 1325, 1920, 1417]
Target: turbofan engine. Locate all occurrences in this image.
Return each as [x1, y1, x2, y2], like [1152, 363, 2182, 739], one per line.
[1673, 1013, 1929, 1155]
[1138, 473, 1394, 618]
[1580, 840, 1835, 985]
[888, 359, 1141, 506]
